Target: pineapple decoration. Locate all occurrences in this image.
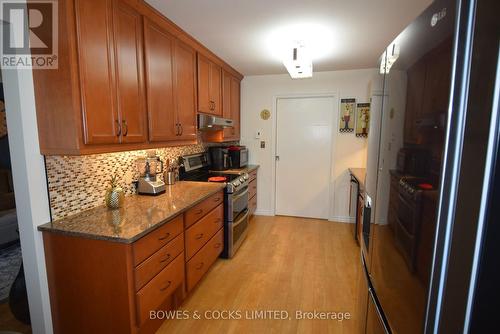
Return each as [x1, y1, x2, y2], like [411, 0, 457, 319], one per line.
[105, 175, 124, 209]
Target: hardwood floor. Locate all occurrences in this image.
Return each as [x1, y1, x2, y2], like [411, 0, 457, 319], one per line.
[158, 215, 360, 334]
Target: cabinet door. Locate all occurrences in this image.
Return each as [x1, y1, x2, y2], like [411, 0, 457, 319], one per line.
[222, 72, 240, 140]
[209, 62, 222, 115]
[197, 54, 211, 114]
[422, 42, 452, 118]
[143, 19, 177, 142]
[230, 76, 241, 139]
[75, 0, 120, 145]
[112, 0, 147, 144]
[174, 40, 197, 141]
[404, 59, 426, 144]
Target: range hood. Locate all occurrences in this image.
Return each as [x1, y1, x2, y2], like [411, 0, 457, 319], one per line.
[198, 114, 233, 131]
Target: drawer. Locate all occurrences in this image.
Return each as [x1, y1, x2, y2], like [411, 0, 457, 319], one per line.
[249, 195, 257, 215]
[134, 233, 184, 291]
[249, 179, 257, 198]
[185, 204, 223, 260]
[132, 215, 183, 266]
[136, 252, 184, 324]
[186, 228, 223, 292]
[185, 191, 224, 228]
[249, 169, 257, 182]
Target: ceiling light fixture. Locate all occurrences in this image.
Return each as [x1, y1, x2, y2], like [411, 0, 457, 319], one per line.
[380, 42, 400, 74]
[283, 42, 313, 79]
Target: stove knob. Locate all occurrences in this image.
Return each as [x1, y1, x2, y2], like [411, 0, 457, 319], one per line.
[233, 181, 241, 187]
[243, 174, 249, 180]
[239, 177, 244, 182]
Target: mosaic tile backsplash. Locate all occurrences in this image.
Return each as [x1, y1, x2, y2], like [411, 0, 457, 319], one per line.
[45, 144, 205, 220]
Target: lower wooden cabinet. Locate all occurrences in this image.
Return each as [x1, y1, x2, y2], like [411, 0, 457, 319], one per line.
[136, 253, 185, 324]
[248, 169, 258, 217]
[186, 229, 224, 291]
[42, 191, 225, 334]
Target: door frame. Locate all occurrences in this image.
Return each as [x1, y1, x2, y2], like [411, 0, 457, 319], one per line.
[271, 93, 338, 219]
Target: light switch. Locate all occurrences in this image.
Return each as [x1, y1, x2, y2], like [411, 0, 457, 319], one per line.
[260, 141, 265, 149]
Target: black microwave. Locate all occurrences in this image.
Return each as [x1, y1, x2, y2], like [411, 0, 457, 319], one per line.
[228, 147, 248, 168]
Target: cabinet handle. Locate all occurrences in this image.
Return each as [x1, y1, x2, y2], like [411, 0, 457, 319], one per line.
[195, 209, 203, 215]
[159, 280, 172, 292]
[159, 253, 171, 263]
[195, 233, 204, 240]
[122, 120, 128, 136]
[213, 197, 221, 202]
[195, 262, 204, 270]
[158, 232, 170, 241]
[179, 123, 183, 136]
[214, 243, 222, 249]
[116, 120, 122, 137]
[175, 123, 179, 136]
[214, 219, 221, 224]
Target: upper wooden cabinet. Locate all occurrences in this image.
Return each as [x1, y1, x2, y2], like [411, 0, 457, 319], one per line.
[32, 0, 242, 155]
[197, 54, 222, 116]
[403, 39, 452, 145]
[76, 0, 147, 145]
[144, 20, 197, 143]
[222, 70, 241, 141]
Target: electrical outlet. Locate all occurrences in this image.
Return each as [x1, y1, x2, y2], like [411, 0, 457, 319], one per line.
[255, 130, 262, 139]
[260, 141, 266, 149]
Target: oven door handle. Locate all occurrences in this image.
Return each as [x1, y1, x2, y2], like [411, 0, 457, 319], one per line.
[233, 209, 249, 227]
[232, 187, 249, 202]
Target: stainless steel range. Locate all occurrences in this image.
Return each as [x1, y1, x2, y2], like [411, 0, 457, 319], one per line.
[179, 152, 249, 258]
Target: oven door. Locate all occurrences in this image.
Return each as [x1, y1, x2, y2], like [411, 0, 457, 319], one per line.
[231, 186, 249, 220]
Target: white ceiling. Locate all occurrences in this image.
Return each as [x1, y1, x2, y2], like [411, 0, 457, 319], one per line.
[146, 0, 432, 76]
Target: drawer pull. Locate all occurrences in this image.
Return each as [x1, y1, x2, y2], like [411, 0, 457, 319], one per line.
[159, 253, 171, 263]
[195, 209, 203, 214]
[195, 233, 204, 240]
[159, 280, 172, 292]
[214, 219, 221, 224]
[158, 232, 171, 241]
[213, 197, 221, 202]
[195, 262, 204, 270]
[214, 243, 222, 249]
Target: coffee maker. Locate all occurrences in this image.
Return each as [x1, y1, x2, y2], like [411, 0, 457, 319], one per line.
[209, 147, 231, 171]
[136, 155, 166, 195]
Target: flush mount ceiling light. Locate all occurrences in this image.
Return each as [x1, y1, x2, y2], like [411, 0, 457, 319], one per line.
[283, 42, 312, 79]
[266, 23, 335, 78]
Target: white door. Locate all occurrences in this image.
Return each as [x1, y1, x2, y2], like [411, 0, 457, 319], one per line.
[275, 96, 334, 219]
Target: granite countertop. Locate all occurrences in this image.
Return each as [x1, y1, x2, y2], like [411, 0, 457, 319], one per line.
[38, 182, 225, 243]
[349, 168, 366, 187]
[224, 164, 259, 174]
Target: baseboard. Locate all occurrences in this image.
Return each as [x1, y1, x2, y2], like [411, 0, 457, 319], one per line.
[254, 209, 275, 216]
[329, 216, 355, 223]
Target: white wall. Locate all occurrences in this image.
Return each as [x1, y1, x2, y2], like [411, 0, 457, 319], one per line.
[2, 67, 53, 333]
[241, 69, 379, 221]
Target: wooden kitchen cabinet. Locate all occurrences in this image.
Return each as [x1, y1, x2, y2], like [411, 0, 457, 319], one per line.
[197, 54, 222, 115]
[144, 19, 197, 143]
[203, 70, 241, 143]
[78, 0, 147, 145]
[32, 0, 242, 155]
[404, 58, 426, 145]
[222, 70, 241, 141]
[42, 190, 225, 334]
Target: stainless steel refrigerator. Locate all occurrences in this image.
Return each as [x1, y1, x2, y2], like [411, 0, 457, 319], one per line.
[358, 0, 500, 332]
